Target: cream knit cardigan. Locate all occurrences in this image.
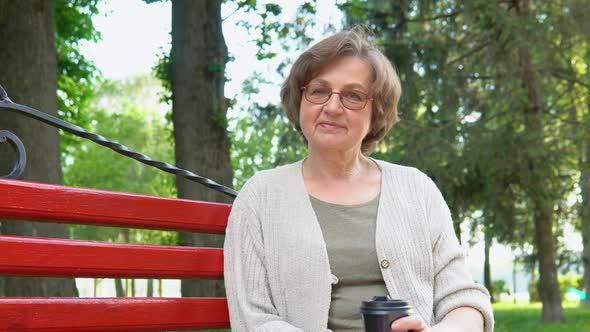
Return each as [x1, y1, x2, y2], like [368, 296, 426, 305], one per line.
[224, 159, 494, 332]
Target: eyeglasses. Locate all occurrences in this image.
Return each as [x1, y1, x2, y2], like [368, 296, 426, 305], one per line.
[301, 83, 373, 111]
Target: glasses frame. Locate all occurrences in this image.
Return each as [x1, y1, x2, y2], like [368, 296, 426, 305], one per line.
[301, 83, 373, 111]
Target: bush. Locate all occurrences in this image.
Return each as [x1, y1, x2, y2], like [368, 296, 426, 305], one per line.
[491, 279, 510, 301]
[558, 273, 584, 300]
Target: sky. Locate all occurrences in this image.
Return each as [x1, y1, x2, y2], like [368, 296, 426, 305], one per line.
[77, 0, 583, 297]
[80, 1, 170, 80]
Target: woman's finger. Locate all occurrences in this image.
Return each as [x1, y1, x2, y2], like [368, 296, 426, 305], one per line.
[390, 315, 427, 332]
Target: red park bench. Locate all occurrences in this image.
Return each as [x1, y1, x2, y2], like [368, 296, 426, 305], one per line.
[0, 178, 232, 331]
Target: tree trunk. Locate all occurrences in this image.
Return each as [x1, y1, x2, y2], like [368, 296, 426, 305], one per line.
[147, 279, 153, 297]
[116, 229, 132, 297]
[171, 0, 233, 297]
[484, 229, 494, 302]
[453, 220, 462, 244]
[115, 278, 125, 297]
[529, 258, 539, 302]
[516, 3, 565, 319]
[512, 254, 517, 304]
[0, 0, 77, 296]
[532, 203, 564, 320]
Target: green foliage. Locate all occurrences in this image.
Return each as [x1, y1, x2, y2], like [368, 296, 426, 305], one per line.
[63, 75, 175, 195]
[55, 0, 102, 126]
[233, 0, 257, 10]
[558, 274, 584, 299]
[230, 101, 306, 189]
[63, 75, 177, 245]
[153, 51, 172, 105]
[233, 1, 319, 60]
[230, 72, 306, 189]
[264, 3, 281, 16]
[55, 0, 103, 170]
[491, 279, 510, 300]
[557, 247, 583, 275]
[250, 3, 283, 60]
[211, 106, 230, 130]
[207, 58, 226, 74]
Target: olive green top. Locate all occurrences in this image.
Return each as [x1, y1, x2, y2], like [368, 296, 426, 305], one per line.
[310, 193, 389, 331]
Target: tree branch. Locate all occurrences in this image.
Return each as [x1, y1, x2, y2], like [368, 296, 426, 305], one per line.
[548, 70, 590, 88]
[407, 10, 463, 22]
[447, 42, 491, 66]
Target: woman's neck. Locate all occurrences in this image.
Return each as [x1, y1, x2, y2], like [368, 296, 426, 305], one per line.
[303, 147, 370, 181]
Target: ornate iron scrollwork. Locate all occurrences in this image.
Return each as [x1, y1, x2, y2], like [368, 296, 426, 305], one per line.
[0, 84, 237, 198]
[0, 130, 26, 179]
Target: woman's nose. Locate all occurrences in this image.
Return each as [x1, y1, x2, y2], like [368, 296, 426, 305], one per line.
[323, 93, 344, 113]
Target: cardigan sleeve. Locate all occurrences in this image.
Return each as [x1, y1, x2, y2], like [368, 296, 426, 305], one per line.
[426, 177, 495, 332]
[223, 187, 305, 332]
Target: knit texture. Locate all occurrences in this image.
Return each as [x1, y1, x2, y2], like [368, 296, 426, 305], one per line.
[224, 159, 494, 332]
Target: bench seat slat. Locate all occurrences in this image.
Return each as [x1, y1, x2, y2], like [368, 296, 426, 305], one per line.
[0, 297, 230, 331]
[0, 235, 223, 278]
[0, 179, 231, 233]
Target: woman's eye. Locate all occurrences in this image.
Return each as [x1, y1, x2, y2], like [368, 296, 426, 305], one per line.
[343, 91, 363, 101]
[310, 87, 330, 96]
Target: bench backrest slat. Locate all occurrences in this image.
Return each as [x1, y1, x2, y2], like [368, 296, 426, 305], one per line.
[0, 179, 232, 331]
[0, 179, 231, 233]
[0, 235, 223, 279]
[0, 298, 228, 331]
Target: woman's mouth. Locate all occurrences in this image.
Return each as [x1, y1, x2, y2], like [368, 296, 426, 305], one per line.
[318, 122, 344, 130]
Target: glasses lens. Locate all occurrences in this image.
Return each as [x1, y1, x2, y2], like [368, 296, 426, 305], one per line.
[341, 90, 367, 110]
[305, 85, 331, 104]
[304, 84, 369, 110]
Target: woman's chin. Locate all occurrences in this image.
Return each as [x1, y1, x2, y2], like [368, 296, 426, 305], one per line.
[308, 139, 357, 153]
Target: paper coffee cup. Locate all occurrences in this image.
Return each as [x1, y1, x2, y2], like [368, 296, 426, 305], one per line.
[360, 296, 413, 332]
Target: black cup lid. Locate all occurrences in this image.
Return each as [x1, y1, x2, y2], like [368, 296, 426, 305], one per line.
[360, 296, 413, 314]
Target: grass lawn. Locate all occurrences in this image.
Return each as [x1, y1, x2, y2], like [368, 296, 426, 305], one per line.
[494, 302, 590, 332]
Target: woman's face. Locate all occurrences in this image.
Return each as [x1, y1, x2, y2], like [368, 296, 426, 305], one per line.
[299, 56, 373, 154]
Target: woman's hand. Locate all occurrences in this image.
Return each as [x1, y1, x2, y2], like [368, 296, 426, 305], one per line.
[390, 315, 431, 332]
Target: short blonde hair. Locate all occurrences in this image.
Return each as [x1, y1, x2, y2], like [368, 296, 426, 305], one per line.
[280, 27, 402, 154]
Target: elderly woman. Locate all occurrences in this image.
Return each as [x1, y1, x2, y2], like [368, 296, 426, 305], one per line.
[224, 28, 494, 332]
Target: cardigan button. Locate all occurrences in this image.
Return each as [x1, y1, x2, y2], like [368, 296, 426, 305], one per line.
[380, 259, 390, 269]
